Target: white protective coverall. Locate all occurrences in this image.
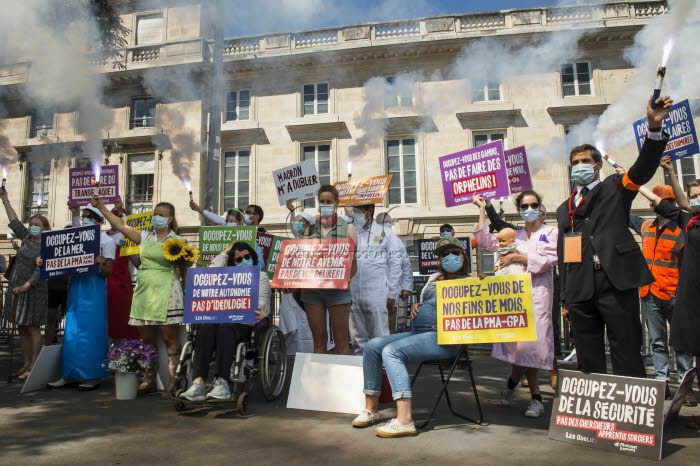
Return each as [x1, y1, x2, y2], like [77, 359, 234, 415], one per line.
[350, 220, 402, 354]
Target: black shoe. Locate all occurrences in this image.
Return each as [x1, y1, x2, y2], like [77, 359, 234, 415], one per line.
[665, 383, 673, 400]
[47, 378, 79, 389]
[77, 381, 101, 391]
[684, 389, 698, 407]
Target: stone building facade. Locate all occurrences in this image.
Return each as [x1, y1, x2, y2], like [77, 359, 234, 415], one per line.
[0, 0, 696, 268]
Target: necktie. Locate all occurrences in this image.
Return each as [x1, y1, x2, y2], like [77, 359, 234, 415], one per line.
[576, 187, 589, 207]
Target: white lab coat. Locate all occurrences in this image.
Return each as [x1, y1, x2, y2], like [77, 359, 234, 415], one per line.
[349, 220, 402, 354]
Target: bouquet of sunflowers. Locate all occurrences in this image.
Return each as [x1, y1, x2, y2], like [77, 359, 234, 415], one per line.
[163, 237, 199, 267]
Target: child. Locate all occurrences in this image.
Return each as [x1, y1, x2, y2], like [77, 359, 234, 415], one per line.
[494, 228, 527, 276]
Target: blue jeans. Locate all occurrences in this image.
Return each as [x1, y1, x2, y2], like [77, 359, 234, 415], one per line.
[363, 331, 459, 400]
[642, 294, 694, 381]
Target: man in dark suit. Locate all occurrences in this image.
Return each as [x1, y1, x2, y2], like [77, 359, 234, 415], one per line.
[556, 95, 672, 377]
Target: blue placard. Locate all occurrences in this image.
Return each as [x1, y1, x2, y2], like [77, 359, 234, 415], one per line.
[633, 99, 699, 161]
[184, 266, 260, 324]
[40, 225, 101, 279]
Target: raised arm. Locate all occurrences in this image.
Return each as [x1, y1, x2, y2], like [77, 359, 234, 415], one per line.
[91, 195, 142, 244]
[0, 188, 20, 223]
[485, 199, 516, 231]
[637, 185, 663, 206]
[625, 96, 672, 189]
[660, 155, 691, 212]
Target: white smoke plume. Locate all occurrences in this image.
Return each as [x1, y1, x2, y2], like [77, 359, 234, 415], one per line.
[593, 0, 700, 152]
[0, 0, 116, 174]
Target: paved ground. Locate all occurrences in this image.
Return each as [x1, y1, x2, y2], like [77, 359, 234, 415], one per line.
[1, 344, 698, 465]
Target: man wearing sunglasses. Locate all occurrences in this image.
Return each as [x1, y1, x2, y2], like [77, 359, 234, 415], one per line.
[555, 95, 672, 378]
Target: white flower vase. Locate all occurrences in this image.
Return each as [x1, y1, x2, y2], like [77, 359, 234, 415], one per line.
[115, 372, 139, 400]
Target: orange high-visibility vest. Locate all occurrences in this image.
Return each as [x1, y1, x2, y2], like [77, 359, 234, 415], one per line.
[639, 219, 684, 301]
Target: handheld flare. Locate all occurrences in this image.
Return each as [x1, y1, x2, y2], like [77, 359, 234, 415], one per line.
[189, 191, 194, 202]
[92, 178, 100, 196]
[602, 154, 619, 169]
[1, 178, 5, 191]
[651, 66, 666, 109]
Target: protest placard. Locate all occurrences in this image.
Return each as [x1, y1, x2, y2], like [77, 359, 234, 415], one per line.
[198, 226, 257, 266]
[256, 231, 274, 264]
[119, 210, 153, 257]
[503, 146, 533, 194]
[334, 175, 392, 207]
[439, 140, 510, 206]
[40, 225, 101, 279]
[265, 235, 291, 280]
[183, 266, 260, 324]
[549, 370, 665, 461]
[271, 238, 354, 289]
[633, 99, 698, 161]
[273, 160, 320, 205]
[69, 165, 119, 206]
[436, 273, 535, 345]
[417, 237, 472, 276]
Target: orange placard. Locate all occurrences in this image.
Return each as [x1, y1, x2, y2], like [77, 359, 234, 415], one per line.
[334, 175, 392, 207]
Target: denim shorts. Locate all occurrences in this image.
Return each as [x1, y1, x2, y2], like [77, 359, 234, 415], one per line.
[300, 288, 352, 307]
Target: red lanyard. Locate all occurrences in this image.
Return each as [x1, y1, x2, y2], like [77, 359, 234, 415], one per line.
[567, 190, 587, 231]
[687, 214, 700, 233]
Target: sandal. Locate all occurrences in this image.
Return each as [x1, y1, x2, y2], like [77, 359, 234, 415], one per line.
[17, 370, 31, 381]
[12, 367, 29, 378]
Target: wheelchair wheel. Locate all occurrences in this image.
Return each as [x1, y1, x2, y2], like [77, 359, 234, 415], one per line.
[237, 392, 249, 415]
[259, 326, 287, 400]
[174, 399, 186, 412]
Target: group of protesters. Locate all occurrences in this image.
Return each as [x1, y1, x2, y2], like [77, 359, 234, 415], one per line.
[2, 94, 698, 436]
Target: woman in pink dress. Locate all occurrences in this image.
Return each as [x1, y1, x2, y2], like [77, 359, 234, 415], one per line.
[473, 191, 558, 418]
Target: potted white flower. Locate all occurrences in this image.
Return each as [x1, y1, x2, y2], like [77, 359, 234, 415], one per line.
[105, 339, 159, 400]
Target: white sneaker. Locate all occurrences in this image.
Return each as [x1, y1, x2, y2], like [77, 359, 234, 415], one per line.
[180, 379, 205, 402]
[525, 399, 544, 418]
[374, 418, 417, 438]
[352, 409, 382, 428]
[206, 377, 231, 401]
[500, 388, 514, 407]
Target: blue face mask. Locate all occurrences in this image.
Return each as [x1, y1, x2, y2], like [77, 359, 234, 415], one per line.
[571, 163, 597, 186]
[28, 225, 42, 237]
[519, 208, 540, 223]
[237, 258, 253, 267]
[690, 198, 700, 213]
[226, 222, 239, 226]
[440, 231, 452, 239]
[293, 221, 306, 234]
[151, 215, 168, 230]
[441, 254, 463, 273]
[81, 217, 95, 227]
[243, 214, 253, 225]
[353, 213, 367, 228]
[319, 204, 335, 218]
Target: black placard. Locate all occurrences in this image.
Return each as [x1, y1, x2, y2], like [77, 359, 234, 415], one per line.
[417, 236, 471, 275]
[549, 370, 665, 461]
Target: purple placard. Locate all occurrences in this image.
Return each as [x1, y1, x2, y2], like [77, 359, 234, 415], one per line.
[504, 146, 533, 195]
[184, 266, 260, 324]
[69, 165, 119, 206]
[439, 140, 510, 207]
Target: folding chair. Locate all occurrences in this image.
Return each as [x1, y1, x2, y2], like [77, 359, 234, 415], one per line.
[409, 345, 483, 429]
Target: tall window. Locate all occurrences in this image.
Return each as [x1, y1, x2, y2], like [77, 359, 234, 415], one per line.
[303, 83, 329, 116]
[664, 157, 698, 192]
[387, 138, 417, 204]
[472, 79, 501, 102]
[226, 90, 250, 121]
[130, 97, 156, 129]
[74, 157, 92, 169]
[384, 77, 412, 109]
[25, 165, 50, 220]
[222, 150, 250, 211]
[29, 111, 54, 138]
[473, 132, 505, 147]
[136, 13, 163, 45]
[302, 144, 331, 208]
[127, 155, 154, 213]
[561, 62, 592, 96]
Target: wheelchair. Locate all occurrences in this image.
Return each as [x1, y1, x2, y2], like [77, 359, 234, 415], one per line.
[171, 317, 287, 414]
